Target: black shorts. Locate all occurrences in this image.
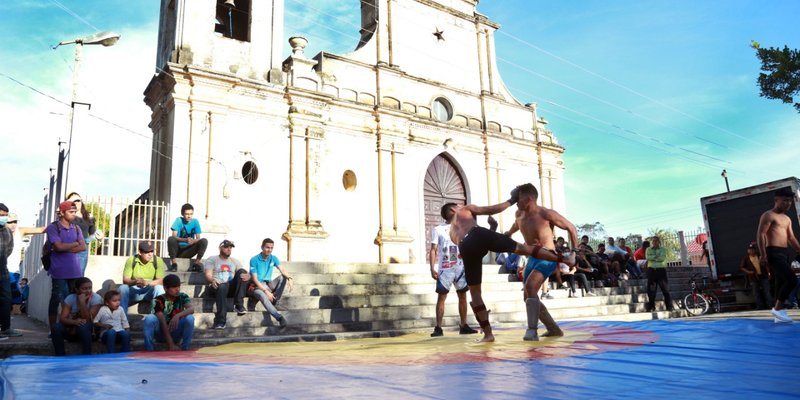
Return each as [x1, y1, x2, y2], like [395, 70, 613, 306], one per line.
[458, 226, 518, 285]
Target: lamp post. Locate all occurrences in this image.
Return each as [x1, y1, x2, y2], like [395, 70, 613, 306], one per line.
[52, 31, 120, 198]
[721, 169, 730, 192]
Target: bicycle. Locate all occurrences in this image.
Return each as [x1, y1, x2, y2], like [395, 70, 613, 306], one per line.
[683, 273, 721, 316]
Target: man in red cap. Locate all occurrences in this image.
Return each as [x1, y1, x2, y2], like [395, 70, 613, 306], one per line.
[45, 201, 87, 329]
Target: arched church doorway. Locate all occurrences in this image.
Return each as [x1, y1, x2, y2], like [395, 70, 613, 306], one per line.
[423, 154, 468, 251]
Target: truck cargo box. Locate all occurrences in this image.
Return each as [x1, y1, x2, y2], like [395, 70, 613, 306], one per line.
[701, 177, 799, 279]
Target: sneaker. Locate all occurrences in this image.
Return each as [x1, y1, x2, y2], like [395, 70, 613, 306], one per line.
[213, 323, 226, 330]
[543, 292, 554, 299]
[0, 329, 23, 337]
[235, 305, 247, 316]
[771, 308, 793, 323]
[585, 291, 597, 297]
[459, 324, 478, 334]
[189, 263, 203, 273]
[277, 316, 287, 328]
[430, 326, 444, 337]
[774, 317, 792, 324]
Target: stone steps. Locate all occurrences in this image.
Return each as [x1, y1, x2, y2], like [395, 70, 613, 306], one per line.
[110, 261, 684, 338]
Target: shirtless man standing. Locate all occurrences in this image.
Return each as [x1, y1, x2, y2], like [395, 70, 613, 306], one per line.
[756, 187, 800, 323]
[505, 183, 579, 341]
[448, 185, 575, 342]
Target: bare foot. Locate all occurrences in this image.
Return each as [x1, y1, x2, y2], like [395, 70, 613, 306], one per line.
[541, 329, 564, 337]
[477, 334, 495, 343]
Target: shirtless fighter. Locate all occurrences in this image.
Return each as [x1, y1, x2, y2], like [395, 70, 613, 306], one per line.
[756, 187, 800, 323]
[447, 185, 576, 342]
[505, 183, 579, 341]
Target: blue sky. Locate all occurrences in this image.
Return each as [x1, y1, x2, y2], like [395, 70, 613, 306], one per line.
[1, 0, 798, 239]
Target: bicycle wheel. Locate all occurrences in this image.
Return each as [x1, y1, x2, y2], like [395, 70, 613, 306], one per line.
[683, 293, 709, 316]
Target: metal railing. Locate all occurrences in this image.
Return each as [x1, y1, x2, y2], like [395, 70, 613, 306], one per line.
[22, 194, 170, 277]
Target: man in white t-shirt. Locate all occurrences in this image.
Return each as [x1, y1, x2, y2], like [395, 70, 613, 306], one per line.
[429, 203, 478, 337]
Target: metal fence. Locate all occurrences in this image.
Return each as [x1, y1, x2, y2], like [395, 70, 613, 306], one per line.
[22, 195, 170, 277]
[584, 228, 709, 267]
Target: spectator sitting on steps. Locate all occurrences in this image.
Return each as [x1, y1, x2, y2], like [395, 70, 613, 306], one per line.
[166, 203, 208, 272]
[204, 240, 249, 330]
[51, 277, 102, 356]
[143, 274, 195, 351]
[118, 240, 166, 317]
[248, 238, 292, 329]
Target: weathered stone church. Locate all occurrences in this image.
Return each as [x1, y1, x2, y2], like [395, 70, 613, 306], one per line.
[144, 0, 566, 263]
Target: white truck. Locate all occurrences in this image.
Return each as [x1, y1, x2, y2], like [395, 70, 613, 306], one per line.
[700, 177, 800, 279]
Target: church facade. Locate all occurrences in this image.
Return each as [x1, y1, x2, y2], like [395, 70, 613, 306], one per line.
[143, 0, 566, 263]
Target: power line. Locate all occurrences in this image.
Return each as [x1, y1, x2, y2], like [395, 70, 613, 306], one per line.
[495, 29, 769, 149]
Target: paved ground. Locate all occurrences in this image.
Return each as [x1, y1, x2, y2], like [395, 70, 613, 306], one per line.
[3, 312, 800, 399]
[3, 308, 800, 358]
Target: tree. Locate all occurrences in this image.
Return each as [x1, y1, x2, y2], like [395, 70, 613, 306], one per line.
[647, 228, 681, 263]
[85, 202, 110, 255]
[576, 222, 608, 242]
[752, 41, 800, 113]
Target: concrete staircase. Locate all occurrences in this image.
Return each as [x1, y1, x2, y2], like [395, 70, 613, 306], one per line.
[120, 260, 683, 340]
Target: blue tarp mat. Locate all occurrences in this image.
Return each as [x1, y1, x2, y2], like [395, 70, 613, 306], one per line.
[2, 319, 799, 399]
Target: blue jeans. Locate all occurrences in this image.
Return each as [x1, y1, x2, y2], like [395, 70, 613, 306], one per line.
[118, 284, 165, 317]
[101, 329, 131, 353]
[143, 314, 195, 351]
[626, 259, 642, 278]
[249, 275, 287, 321]
[77, 249, 89, 276]
[787, 278, 800, 306]
[51, 321, 93, 356]
[49, 278, 77, 320]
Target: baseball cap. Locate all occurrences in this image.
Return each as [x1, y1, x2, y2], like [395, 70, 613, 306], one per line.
[7, 213, 17, 223]
[138, 241, 155, 253]
[163, 274, 181, 288]
[219, 239, 235, 248]
[59, 200, 76, 213]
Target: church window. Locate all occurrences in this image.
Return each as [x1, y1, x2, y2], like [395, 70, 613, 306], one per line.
[214, 0, 251, 42]
[432, 97, 453, 122]
[342, 170, 357, 192]
[242, 161, 259, 184]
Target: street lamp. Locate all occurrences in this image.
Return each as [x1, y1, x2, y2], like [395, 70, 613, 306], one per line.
[52, 31, 120, 201]
[721, 169, 730, 192]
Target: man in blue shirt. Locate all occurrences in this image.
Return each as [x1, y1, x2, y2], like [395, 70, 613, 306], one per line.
[166, 203, 208, 272]
[248, 238, 292, 328]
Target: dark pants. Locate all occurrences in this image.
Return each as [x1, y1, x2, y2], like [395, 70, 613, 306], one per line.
[206, 269, 249, 326]
[647, 268, 673, 311]
[51, 322, 94, 356]
[574, 273, 592, 292]
[767, 247, 798, 303]
[0, 263, 11, 331]
[167, 237, 208, 260]
[749, 276, 773, 309]
[49, 278, 77, 321]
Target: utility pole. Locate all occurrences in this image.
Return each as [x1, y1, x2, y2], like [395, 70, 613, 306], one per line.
[721, 169, 730, 192]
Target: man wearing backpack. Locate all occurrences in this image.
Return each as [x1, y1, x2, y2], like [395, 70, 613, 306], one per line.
[46, 201, 86, 328]
[118, 241, 166, 317]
